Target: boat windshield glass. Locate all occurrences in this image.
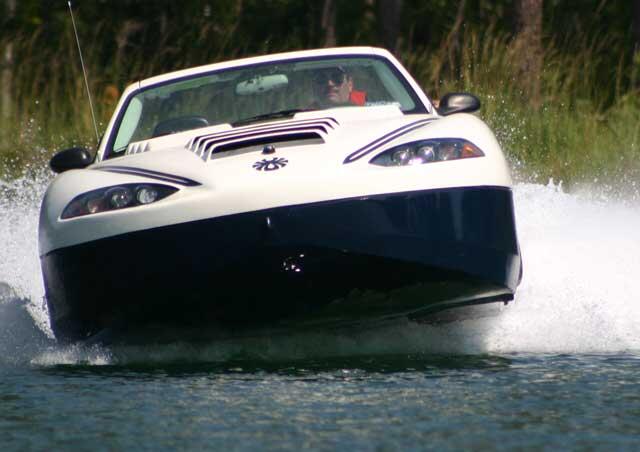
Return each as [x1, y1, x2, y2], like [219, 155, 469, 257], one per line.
[108, 55, 426, 157]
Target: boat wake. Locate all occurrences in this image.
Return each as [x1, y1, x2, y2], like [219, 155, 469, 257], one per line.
[1, 175, 639, 366]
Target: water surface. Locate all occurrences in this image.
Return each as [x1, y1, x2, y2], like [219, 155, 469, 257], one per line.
[1, 177, 640, 450]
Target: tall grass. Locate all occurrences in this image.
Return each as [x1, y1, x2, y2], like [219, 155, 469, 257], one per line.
[403, 27, 640, 190]
[1, 23, 639, 192]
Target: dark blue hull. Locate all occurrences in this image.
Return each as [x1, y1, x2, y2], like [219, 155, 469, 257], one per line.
[41, 186, 522, 342]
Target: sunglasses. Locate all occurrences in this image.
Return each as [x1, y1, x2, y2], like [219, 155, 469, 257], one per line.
[313, 68, 347, 85]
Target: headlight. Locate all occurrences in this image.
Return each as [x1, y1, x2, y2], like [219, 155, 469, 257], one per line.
[61, 183, 178, 219]
[370, 139, 484, 167]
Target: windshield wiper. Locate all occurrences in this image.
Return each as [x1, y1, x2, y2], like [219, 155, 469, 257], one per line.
[231, 108, 315, 127]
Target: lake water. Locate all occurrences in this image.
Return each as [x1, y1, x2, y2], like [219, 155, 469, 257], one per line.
[1, 175, 640, 450]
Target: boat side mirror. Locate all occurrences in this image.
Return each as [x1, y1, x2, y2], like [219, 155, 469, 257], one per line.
[50, 147, 94, 173]
[437, 93, 481, 116]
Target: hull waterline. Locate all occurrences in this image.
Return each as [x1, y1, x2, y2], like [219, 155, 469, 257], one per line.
[42, 186, 521, 342]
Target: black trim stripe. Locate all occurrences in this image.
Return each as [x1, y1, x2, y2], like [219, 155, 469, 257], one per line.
[188, 117, 339, 151]
[93, 166, 201, 186]
[343, 118, 436, 164]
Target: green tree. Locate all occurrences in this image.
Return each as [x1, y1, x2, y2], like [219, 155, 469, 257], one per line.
[514, 0, 543, 108]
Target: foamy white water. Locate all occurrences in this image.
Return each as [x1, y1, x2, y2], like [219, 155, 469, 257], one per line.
[487, 182, 640, 353]
[1, 175, 639, 365]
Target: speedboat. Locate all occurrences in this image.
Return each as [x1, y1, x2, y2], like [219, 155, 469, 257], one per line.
[39, 47, 522, 342]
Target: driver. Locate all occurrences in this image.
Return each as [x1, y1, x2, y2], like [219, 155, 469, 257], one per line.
[312, 66, 367, 107]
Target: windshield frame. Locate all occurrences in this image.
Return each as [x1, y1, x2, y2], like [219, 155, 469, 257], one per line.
[103, 53, 429, 160]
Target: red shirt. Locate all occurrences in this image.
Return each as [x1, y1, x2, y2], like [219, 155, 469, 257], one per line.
[350, 90, 367, 106]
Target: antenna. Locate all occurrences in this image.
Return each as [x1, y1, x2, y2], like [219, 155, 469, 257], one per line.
[67, 1, 100, 145]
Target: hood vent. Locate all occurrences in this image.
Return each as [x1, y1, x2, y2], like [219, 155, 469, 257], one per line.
[187, 117, 338, 161]
[126, 141, 151, 155]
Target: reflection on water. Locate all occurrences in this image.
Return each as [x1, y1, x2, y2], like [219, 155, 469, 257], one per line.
[38, 353, 514, 377]
[3, 351, 639, 451]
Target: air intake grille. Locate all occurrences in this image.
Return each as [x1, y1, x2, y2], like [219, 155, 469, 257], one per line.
[186, 117, 339, 160]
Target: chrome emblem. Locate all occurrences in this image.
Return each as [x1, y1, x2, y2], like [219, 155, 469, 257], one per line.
[253, 157, 288, 171]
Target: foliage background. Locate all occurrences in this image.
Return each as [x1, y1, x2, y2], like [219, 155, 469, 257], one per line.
[1, 0, 639, 191]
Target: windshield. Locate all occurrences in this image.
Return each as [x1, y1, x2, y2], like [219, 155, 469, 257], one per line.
[108, 55, 426, 158]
